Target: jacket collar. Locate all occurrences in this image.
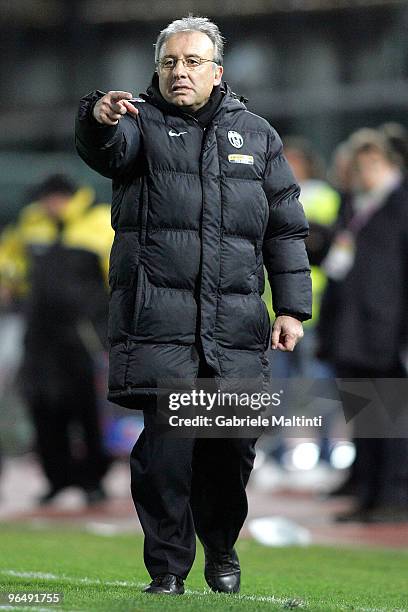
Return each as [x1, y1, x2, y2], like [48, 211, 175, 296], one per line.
[140, 73, 247, 125]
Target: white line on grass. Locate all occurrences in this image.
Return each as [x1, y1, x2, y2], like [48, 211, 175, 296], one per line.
[0, 570, 403, 612]
[1, 570, 137, 588]
[186, 589, 302, 606]
[0, 572, 292, 604]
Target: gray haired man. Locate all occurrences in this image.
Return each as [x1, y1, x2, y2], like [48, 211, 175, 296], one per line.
[75, 16, 311, 595]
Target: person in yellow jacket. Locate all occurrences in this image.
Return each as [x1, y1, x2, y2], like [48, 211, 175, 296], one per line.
[0, 174, 114, 505]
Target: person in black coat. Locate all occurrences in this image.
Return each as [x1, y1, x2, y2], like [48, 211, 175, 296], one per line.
[75, 16, 312, 595]
[318, 128, 408, 522]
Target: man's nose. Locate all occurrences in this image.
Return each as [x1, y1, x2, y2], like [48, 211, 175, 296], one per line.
[172, 58, 188, 78]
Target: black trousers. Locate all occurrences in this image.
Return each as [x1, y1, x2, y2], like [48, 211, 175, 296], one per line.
[27, 366, 109, 492]
[337, 363, 408, 509]
[129, 363, 258, 580]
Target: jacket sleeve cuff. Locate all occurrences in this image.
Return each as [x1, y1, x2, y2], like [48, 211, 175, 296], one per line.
[275, 311, 305, 322]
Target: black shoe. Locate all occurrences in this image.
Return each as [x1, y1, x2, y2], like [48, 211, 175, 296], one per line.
[366, 505, 408, 523]
[84, 485, 108, 506]
[204, 546, 241, 593]
[334, 507, 372, 523]
[143, 573, 185, 595]
[37, 486, 66, 506]
[328, 478, 358, 498]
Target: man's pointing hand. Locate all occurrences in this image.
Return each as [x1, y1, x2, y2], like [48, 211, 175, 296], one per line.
[93, 91, 139, 126]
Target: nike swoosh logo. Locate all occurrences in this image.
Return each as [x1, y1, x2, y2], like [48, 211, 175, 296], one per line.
[169, 129, 187, 137]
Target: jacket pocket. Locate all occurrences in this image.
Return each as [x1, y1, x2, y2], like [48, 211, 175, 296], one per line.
[259, 295, 271, 350]
[108, 236, 119, 290]
[132, 264, 147, 334]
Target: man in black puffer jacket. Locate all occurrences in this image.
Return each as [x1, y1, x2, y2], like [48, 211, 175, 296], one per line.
[75, 16, 311, 596]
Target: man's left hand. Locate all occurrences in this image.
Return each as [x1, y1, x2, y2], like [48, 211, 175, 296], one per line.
[271, 315, 304, 352]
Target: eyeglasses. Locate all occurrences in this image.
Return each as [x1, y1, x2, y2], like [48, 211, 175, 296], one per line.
[157, 57, 216, 71]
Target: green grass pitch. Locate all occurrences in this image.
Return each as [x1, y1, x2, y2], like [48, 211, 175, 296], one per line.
[0, 524, 407, 611]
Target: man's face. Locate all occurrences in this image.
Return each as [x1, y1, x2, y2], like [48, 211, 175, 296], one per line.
[41, 194, 71, 218]
[353, 150, 393, 192]
[157, 31, 223, 112]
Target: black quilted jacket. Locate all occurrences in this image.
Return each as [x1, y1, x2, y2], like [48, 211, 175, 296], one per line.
[75, 83, 311, 408]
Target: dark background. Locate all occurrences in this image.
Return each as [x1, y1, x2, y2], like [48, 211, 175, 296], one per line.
[1, 0, 407, 221]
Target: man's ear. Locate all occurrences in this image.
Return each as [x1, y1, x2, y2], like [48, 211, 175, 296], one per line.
[214, 65, 223, 86]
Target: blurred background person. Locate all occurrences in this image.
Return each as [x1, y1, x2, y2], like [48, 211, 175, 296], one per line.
[325, 129, 403, 499]
[318, 128, 408, 522]
[0, 174, 114, 505]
